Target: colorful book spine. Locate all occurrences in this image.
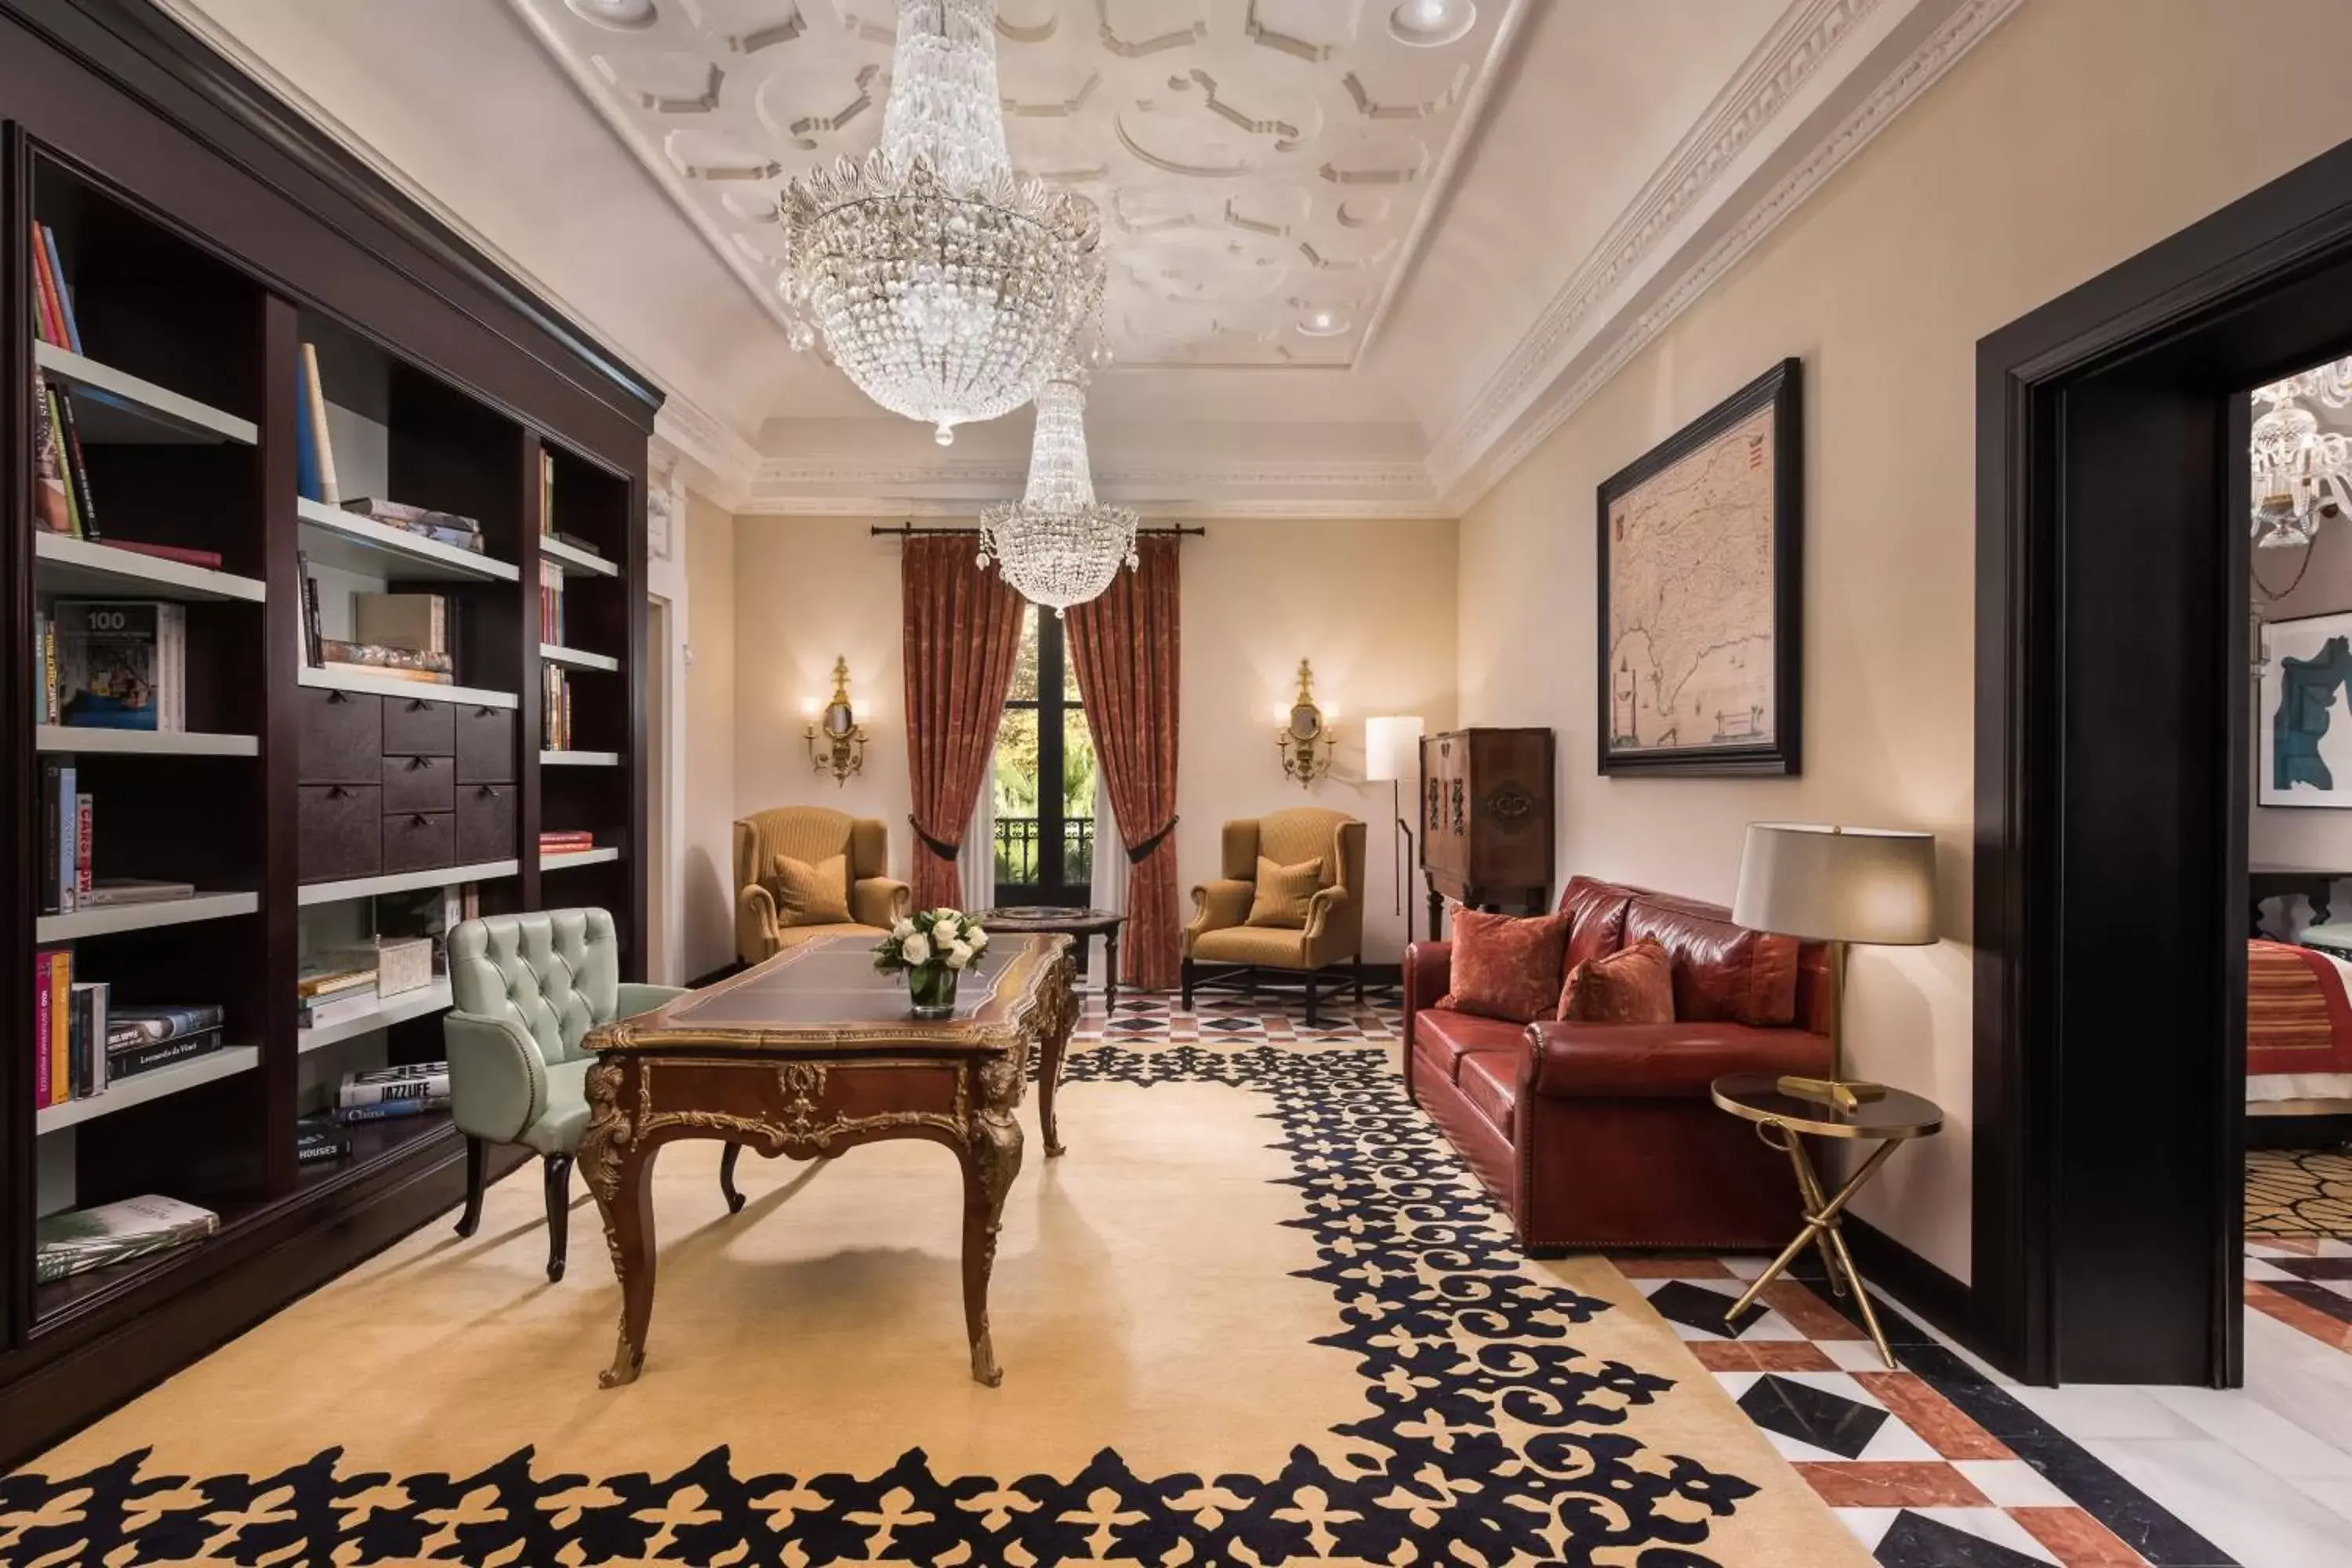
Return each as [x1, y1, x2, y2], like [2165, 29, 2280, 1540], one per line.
[29, 220, 65, 347]
[48, 948, 71, 1109]
[34, 952, 53, 1108]
[54, 389, 101, 540]
[74, 793, 92, 903]
[41, 224, 82, 354]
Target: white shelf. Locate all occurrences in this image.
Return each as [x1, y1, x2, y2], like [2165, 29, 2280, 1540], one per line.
[540, 750, 620, 767]
[543, 846, 620, 869]
[37, 726, 258, 757]
[34, 533, 266, 603]
[539, 643, 620, 673]
[34, 341, 259, 445]
[298, 498, 518, 583]
[298, 859, 519, 907]
[299, 666, 519, 710]
[37, 891, 258, 942]
[298, 978, 453, 1054]
[539, 535, 619, 578]
[36, 1045, 261, 1134]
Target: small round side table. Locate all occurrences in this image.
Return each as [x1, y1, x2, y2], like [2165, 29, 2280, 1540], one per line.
[1708, 1072, 1944, 1368]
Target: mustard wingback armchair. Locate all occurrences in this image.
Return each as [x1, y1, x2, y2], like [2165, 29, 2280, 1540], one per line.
[1182, 807, 1367, 1025]
[734, 806, 910, 966]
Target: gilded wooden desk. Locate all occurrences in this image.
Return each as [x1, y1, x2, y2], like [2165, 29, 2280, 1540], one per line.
[579, 932, 1077, 1389]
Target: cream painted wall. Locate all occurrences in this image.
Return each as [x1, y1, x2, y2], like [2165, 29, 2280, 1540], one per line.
[681, 492, 739, 982]
[1456, 0, 2352, 1283]
[728, 515, 1457, 960]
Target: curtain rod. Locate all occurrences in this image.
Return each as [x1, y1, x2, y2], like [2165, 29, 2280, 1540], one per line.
[869, 522, 1207, 539]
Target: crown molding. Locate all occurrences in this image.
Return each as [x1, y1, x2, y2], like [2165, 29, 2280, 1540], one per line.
[741, 453, 1436, 517]
[655, 397, 761, 510]
[733, 495, 1448, 521]
[1427, 0, 2021, 513]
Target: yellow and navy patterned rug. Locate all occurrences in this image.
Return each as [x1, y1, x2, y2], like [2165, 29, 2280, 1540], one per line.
[2246, 1147, 2352, 1237]
[3, 1040, 1867, 1566]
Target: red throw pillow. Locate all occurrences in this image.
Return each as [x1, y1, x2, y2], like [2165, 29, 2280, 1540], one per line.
[1559, 937, 1675, 1024]
[1439, 909, 1572, 1024]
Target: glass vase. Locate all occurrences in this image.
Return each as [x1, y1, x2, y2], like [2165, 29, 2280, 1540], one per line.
[908, 962, 959, 1020]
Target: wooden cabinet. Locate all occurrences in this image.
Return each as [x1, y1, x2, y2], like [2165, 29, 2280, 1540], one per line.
[1418, 728, 1556, 938]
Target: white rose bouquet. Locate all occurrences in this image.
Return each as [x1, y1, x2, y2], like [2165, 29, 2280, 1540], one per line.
[875, 908, 991, 1018]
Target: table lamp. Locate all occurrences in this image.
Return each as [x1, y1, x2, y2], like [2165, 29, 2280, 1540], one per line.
[1732, 822, 1937, 1113]
[1363, 716, 1425, 919]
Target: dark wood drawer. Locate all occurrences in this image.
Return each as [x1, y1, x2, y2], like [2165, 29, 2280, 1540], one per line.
[382, 753, 455, 815]
[453, 704, 514, 783]
[296, 688, 381, 785]
[382, 810, 454, 874]
[456, 782, 517, 863]
[298, 783, 380, 883]
[382, 695, 453, 757]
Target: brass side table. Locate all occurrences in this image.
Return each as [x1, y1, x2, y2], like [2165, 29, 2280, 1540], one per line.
[1708, 1072, 1944, 1368]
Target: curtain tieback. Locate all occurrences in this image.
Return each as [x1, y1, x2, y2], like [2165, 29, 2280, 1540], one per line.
[1126, 815, 1178, 866]
[909, 815, 962, 862]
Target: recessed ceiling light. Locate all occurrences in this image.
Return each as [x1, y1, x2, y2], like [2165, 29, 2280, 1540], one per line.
[1388, 0, 1475, 48]
[1298, 309, 1350, 339]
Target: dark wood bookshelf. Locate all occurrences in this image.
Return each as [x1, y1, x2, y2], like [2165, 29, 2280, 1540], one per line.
[0, 0, 655, 1466]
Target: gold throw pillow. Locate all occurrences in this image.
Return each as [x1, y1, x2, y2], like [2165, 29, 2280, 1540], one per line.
[1246, 855, 1324, 929]
[771, 852, 851, 927]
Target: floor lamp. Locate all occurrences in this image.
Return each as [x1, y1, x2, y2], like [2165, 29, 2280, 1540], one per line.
[1364, 716, 1424, 931]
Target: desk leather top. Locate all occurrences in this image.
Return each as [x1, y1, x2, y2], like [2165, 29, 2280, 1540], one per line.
[588, 932, 1071, 1055]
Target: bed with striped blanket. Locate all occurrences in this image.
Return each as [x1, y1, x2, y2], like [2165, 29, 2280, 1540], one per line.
[2248, 938, 2352, 1109]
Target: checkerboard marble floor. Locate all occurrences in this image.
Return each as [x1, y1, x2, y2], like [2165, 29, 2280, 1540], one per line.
[1069, 986, 2352, 1567]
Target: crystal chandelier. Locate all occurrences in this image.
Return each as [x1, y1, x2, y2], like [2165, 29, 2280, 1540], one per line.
[2252, 359, 2352, 548]
[978, 361, 1138, 615]
[777, 0, 1104, 447]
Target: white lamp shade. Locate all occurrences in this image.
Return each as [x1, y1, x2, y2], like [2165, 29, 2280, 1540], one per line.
[1732, 823, 1938, 946]
[1364, 715, 1424, 782]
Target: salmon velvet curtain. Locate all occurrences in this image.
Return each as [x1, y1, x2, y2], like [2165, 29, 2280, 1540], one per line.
[901, 536, 1025, 912]
[1068, 535, 1181, 990]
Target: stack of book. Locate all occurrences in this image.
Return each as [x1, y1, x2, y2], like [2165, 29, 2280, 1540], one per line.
[32, 950, 103, 1105]
[40, 759, 199, 916]
[109, 1004, 227, 1081]
[31, 220, 100, 543]
[336, 1062, 452, 1124]
[299, 966, 380, 1032]
[539, 558, 565, 646]
[543, 666, 575, 749]
[45, 599, 187, 731]
[35, 1194, 219, 1285]
[296, 1113, 353, 1167]
[296, 582, 461, 686]
[539, 830, 595, 856]
[343, 497, 487, 556]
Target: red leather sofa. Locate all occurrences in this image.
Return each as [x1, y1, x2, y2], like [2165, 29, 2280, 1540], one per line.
[1403, 876, 1835, 1253]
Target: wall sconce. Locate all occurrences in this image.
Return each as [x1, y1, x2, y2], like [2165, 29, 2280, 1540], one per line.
[1276, 659, 1336, 787]
[804, 657, 869, 786]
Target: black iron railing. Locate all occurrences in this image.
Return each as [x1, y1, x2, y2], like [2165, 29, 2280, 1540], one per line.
[995, 816, 1093, 888]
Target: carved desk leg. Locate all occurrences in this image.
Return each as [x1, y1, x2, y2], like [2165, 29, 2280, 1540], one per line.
[961, 1051, 1027, 1387]
[581, 1058, 661, 1389]
[1037, 949, 1077, 1160]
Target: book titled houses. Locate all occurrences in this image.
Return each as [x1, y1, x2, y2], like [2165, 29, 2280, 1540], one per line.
[53, 600, 184, 731]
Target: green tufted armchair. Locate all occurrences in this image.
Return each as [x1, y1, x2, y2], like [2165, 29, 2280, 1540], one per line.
[444, 908, 699, 1281]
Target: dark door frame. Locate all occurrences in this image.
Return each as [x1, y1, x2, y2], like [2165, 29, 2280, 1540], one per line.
[1975, 137, 2352, 1384]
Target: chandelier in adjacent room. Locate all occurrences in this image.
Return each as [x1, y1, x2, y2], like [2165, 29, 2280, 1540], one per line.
[777, 0, 1104, 446]
[978, 358, 1138, 615]
[2252, 359, 2352, 548]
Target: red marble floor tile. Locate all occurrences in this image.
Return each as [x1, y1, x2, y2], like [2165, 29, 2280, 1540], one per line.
[1616, 1257, 1735, 1279]
[2253, 1236, 2324, 1255]
[1791, 1461, 1991, 1508]
[1745, 1341, 1839, 1372]
[1686, 1341, 1759, 1370]
[1852, 1370, 2016, 1460]
[2246, 1283, 2352, 1350]
[1759, 1279, 1869, 1340]
[2012, 1505, 2151, 1566]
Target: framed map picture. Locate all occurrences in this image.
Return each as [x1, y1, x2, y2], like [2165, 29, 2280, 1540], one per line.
[1596, 358, 1802, 776]
[2258, 610, 2352, 808]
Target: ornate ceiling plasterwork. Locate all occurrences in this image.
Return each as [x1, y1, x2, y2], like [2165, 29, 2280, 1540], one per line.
[507, 0, 1526, 370]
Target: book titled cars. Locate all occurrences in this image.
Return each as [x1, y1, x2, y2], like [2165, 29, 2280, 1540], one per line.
[35, 1193, 218, 1283]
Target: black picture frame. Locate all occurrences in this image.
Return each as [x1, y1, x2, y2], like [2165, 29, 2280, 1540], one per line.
[1595, 357, 1802, 777]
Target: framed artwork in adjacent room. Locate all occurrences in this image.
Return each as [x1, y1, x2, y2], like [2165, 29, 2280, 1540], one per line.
[2259, 609, 2352, 807]
[1596, 358, 1802, 776]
